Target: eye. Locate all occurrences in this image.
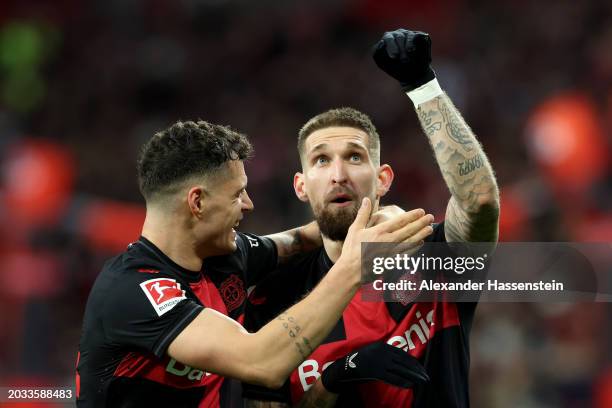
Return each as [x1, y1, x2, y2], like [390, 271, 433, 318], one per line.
[315, 156, 329, 166]
[349, 153, 362, 162]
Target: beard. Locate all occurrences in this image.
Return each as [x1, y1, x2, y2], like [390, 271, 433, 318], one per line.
[313, 202, 360, 242]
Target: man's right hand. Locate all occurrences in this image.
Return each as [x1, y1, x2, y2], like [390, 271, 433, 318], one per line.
[339, 198, 434, 277]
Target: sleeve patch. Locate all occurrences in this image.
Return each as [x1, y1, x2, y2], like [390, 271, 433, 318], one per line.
[140, 278, 187, 316]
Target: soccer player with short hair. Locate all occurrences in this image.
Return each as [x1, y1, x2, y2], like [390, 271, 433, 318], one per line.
[76, 120, 428, 407]
[242, 28, 500, 407]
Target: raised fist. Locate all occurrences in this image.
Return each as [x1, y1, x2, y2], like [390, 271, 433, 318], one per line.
[373, 28, 436, 92]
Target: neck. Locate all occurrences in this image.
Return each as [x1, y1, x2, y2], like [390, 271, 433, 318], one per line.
[322, 235, 344, 263]
[141, 207, 203, 272]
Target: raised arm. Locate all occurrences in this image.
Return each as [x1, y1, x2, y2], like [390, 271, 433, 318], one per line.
[374, 29, 500, 244]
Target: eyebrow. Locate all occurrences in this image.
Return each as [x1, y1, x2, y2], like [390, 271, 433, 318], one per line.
[308, 141, 368, 155]
[234, 180, 247, 195]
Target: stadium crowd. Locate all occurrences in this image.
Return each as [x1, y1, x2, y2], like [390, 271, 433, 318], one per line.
[0, 0, 611, 406]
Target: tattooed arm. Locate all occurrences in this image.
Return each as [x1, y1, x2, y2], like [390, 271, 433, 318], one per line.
[167, 257, 360, 389]
[266, 222, 322, 264]
[417, 94, 500, 244]
[169, 198, 415, 388]
[373, 28, 499, 244]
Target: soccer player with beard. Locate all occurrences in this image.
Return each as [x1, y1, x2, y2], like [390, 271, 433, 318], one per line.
[242, 28, 500, 407]
[76, 120, 430, 408]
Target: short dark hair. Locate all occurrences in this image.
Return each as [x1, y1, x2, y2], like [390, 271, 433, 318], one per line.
[137, 120, 252, 200]
[298, 107, 381, 165]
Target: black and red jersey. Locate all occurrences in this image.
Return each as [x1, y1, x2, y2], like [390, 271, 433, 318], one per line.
[243, 223, 477, 407]
[76, 232, 276, 408]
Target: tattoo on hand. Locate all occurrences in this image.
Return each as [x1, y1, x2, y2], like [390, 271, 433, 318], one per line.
[438, 99, 473, 150]
[458, 154, 484, 176]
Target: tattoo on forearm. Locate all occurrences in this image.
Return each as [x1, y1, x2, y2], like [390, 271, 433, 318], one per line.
[277, 229, 304, 263]
[277, 312, 313, 358]
[417, 94, 499, 243]
[417, 108, 442, 136]
[437, 98, 473, 150]
[458, 154, 484, 176]
[434, 140, 446, 152]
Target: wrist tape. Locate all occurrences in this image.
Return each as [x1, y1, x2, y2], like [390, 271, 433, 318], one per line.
[406, 78, 443, 108]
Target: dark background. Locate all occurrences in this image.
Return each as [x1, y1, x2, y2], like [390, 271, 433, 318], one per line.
[0, 0, 611, 406]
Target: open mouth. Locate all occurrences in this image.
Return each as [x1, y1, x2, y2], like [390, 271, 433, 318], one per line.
[329, 194, 353, 206]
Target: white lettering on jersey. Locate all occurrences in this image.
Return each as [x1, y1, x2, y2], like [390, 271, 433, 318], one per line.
[166, 359, 211, 381]
[297, 308, 435, 391]
[347, 352, 358, 369]
[245, 235, 259, 248]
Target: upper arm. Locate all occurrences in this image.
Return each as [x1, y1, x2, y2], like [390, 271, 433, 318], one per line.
[167, 308, 268, 386]
[265, 222, 322, 264]
[103, 273, 203, 358]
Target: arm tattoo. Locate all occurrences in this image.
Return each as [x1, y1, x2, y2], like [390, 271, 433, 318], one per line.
[437, 98, 474, 150]
[277, 312, 313, 359]
[417, 108, 442, 136]
[416, 95, 499, 243]
[268, 223, 321, 264]
[457, 153, 484, 176]
[277, 229, 305, 264]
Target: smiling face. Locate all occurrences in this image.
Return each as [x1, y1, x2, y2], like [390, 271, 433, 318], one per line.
[190, 160, 253, 256]
[294, 126, 393, 241]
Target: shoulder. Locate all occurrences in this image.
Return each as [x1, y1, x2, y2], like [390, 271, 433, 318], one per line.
[95, 247, 189, 316]
[246, 249, 325, 308]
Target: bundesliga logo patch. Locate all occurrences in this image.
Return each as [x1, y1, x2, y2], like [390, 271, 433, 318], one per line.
[140, 278, 187, 316]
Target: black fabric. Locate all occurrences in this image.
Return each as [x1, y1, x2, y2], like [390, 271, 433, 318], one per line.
[77, 238, 205, 407]
[372, 28, 436, 91]
[243, 222, 478, 407]
[321, 342, 429, 393]
[204, 232, 278, 319]
[77, 232, 278, 408]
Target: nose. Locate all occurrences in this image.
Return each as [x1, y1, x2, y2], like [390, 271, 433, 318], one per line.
[242, 190, 254, 212]
[331, 159, 348, 184]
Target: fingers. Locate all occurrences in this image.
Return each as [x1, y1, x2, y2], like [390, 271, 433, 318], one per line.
[382, 372, 417, 389]
[391, 214, 434, 243]
[371, 208, 426, 234]
[387, 363, 430, 385]
[349, 197, 372, 232]
[392, 31, 408, 61]
[401, 224, 434, 244]
[382, 32, 398, 58]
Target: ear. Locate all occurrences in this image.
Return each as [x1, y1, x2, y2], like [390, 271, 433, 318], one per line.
[376, 164, 394, 197]
[293, 172, 309, 202]
[187, 186, 205, 217]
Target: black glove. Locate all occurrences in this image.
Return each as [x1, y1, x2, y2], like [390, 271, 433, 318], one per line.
[321, 342, 430, 393]
[373, 28, 436, 92]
